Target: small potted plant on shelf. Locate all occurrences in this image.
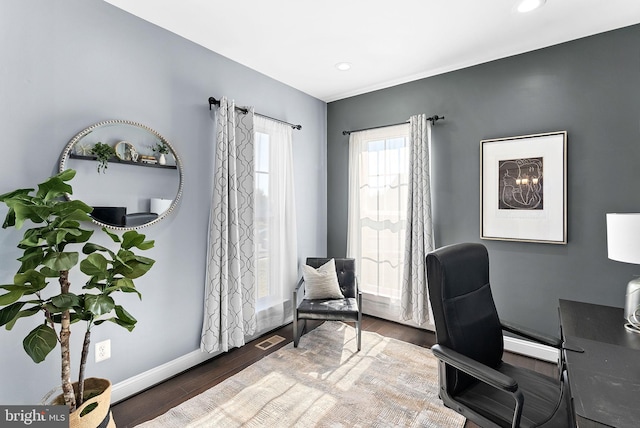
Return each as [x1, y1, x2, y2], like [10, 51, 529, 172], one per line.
[0, 169, 155, 427]
[151, 142, 169, 166]
[90, 142, 115, 173]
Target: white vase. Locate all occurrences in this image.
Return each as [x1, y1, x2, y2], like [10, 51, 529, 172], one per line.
[159, 154, 166, 165]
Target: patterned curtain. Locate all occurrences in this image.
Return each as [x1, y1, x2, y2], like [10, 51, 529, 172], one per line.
[201, 97, 256, 353]
[401, 114, 434, 325]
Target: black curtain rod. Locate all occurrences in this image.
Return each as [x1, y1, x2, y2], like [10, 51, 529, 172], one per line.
[342, 115, 444, 136]
[208, 97, 302, 130]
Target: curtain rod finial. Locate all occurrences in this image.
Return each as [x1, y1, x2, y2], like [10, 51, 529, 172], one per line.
[208, 97, 219, 111]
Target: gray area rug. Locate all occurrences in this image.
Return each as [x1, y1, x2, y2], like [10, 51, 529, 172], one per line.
[137, 321, 466, 427]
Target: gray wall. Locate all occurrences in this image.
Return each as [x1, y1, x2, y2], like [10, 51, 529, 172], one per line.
[0, 0, 326, 404]
[327, 25, 640, 336]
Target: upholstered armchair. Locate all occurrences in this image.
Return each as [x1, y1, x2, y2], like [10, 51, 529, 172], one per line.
[293, 258, 362, 351]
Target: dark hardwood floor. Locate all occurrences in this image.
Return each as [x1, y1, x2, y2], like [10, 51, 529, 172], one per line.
[111, 316, 555, 427]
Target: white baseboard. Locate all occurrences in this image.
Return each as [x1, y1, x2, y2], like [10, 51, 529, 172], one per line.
[111, 328, 559, 404]
[111, 349, 219, 403]
[503, 336, 558, 363]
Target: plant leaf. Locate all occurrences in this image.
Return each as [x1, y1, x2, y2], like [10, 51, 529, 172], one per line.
[2, 207, 16, 228]
[96, 317, 136, 332]
[121, 231, 145, 250]
[0, 188, 34, 203]
[13, 269, 47, 291]
[80, 253, 108, 278]
[0, 302, 26, 327]
[82, 243, 113, 256]
[64, 228, 93, 244]
[5, 201, 48, 229]
[84, 295, 115, 316]
[101, 227, 121, 243]
[0, 289, 24, 305]
[18, 228, 44, 248]
[23, 324, 57, 363]
[42, 251, 78, 271]
[56, 169, 77, 182]
[39, 266, 59, 278]
[114, 305, 137, 325]
[36, 177, 72, 202]
[17, 246, 45, 273]
[5, 306, 40, 330]
[50, 293, 80, 310]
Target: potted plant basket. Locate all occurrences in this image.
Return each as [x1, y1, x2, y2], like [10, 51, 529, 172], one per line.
[0, 170, 155, 427]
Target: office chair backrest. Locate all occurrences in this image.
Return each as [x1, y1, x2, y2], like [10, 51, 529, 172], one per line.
[306, 258, 356, 299]
[426, 243, 504, 394]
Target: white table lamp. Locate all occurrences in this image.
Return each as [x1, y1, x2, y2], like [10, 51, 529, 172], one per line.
[606, 213, 640, 327]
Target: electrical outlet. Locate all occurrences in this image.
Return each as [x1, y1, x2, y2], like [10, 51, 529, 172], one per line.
[95, 339, 111, 363]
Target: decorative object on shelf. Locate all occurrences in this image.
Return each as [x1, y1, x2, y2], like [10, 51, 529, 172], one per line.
[114, 140, 138, 162]
[606, 213, 640, 333]
[480, 131, 567, 244]
[139, 155, 157, 165]
[89, 142, 115, 173]
[76, 143, 91, 156]
[0, 169, 155, 425]
[152, 142, 169, 165]
[59, 119, 184, 230]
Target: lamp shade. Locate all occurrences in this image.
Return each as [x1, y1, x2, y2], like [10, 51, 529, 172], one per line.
[607, 213, 640, 264]
[150, 198, 172, 215]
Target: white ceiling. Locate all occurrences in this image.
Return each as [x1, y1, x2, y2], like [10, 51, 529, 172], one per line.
[103, 0, 640, 102]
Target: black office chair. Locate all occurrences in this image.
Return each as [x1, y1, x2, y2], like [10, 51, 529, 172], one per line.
[426, 243, 574, 428]
[293, 258, 362, 350]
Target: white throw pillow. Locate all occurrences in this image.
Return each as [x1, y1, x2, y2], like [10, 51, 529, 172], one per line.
[302, 259, 344, 300]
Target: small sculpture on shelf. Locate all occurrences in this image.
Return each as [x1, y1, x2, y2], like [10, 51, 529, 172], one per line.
[75, 143, 91, 156]
[90, 142, 115, 173]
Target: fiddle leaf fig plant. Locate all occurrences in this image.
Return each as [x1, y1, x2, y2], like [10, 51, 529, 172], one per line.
[0, 169, 155, 412]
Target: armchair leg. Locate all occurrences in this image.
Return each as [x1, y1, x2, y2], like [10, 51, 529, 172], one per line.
[294, 319, 306, 348]
[356, 321, 362, 351]
[293, 315, 299, 348]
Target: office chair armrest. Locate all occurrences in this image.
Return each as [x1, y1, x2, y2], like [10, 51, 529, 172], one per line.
[431, 344, 518, 392]
[501, 320, 562, 349]
[432, 344, 526, 427]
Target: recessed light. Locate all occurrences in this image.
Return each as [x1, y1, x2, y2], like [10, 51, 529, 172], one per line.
[335, 62, 351, 71]
[517, 0, 546, 13]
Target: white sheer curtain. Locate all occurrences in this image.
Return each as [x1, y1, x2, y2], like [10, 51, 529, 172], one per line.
[201, 97, 256, 353]
[347, 124, 410, 321]
[254, 116, 298, 333]
[401, 114, 434, 326]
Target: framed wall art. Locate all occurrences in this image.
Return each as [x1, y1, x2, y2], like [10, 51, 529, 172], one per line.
[480, 131, 567, 244]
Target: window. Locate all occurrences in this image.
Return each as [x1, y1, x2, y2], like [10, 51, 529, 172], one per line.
[348, 124, 410, 311]
[253, 117, 297, 325]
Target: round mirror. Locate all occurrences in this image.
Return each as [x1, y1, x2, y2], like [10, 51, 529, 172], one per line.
[59, 119, 184, 230]
[114, 141, 137, 162]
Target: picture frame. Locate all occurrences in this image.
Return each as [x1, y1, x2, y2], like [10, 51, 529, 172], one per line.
[480, 131, 567, 244]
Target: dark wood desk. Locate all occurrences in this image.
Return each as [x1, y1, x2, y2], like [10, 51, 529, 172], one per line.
[559, 299, 640, 428]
